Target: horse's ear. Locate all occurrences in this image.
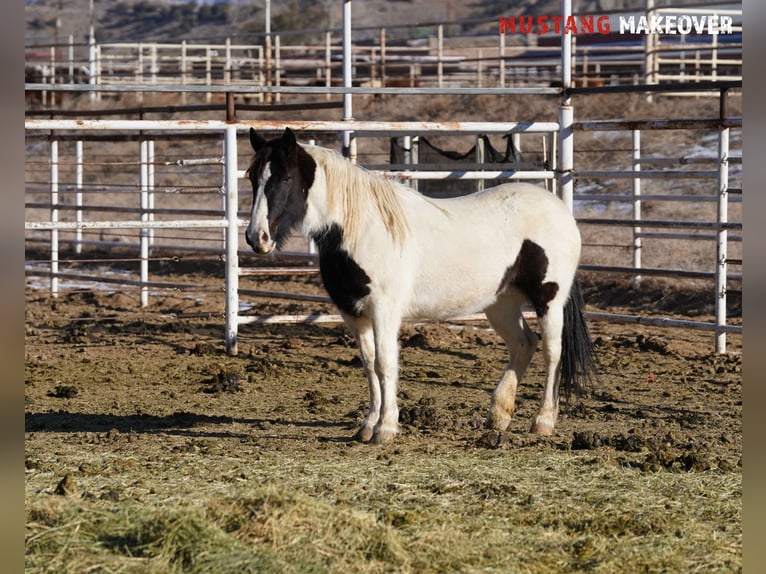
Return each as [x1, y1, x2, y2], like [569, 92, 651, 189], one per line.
[281, 127, 297, 155]
[249, 128, 267, 153]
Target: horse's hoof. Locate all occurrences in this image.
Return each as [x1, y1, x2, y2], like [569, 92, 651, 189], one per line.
[530, 421, 555, 436]
[485, 412, 511, 432]
[353, 426, 374, 443]
[371, 428, 397, 444]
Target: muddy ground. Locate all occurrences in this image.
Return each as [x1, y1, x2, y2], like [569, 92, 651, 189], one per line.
[25, 265, 742, 481]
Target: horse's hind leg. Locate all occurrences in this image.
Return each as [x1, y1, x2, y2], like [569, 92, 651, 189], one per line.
[343, 314, 380, 442]
[531, 302, 564, 435]
[484, 296, 538, 431]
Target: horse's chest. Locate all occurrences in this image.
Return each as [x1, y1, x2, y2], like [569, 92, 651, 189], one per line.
[312, 224, 372, 317]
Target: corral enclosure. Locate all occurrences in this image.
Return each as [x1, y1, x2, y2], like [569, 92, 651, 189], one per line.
[25, 1, 742, 572]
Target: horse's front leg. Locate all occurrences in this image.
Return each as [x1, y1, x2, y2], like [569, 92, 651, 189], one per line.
[370, 310, 402, 444]
[343, 315, 380, 442]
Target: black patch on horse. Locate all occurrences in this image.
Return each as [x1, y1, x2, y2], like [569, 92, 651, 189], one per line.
[499, 239, 559, 316]
[310, 224, 371, 317]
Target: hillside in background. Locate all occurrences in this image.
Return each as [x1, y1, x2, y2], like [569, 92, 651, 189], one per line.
[25, 0, 728, 46]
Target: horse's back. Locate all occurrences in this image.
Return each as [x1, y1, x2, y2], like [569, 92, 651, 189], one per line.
[439, 182, 579, 249]
[399, 182, 581, 320]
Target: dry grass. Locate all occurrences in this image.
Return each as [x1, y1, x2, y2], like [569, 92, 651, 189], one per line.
[26, 449, 741, 573]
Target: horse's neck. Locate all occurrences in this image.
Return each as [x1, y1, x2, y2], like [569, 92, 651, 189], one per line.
[304, 146, 412, 249]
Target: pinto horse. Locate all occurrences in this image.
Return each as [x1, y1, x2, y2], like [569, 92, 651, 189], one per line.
[245, 128, 595, 444]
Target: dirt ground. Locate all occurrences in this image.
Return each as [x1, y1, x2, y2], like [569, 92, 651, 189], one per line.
[25, 265, 742, 478]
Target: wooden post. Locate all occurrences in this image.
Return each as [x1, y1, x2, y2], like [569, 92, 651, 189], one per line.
[380, 28, 387, 92]
[325, 31, 332, 101]
[437, 24, 443, 88]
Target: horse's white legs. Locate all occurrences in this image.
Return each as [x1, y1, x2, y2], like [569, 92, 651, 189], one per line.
[370, 309, 402, 444]
[531, 303, 564, 435]
[343, 315, 381, 442]
[484, 299, 538, 431]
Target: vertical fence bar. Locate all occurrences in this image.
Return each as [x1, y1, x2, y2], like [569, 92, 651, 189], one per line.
[67, 35, 74, 84]
[558, 0, 573, 210]
[224, 125, 240, 356]
[380, 28, 386, 91]
[342, 0, 354, 161]
[265, 32, 272, 104]
[181, 41, 187, 105]
[49, 46, 56, 107]
[75, 140, 83, 254]
[437, 24, 444, 88]
[150, 44, 158, 85]
[88, 33, 96, 102]
[205, 47, 212, 103]
[476, 49, 483, 88]
[225, 37, 232, 86]
[716, 123, 729, 353]
[148, 140, 156, 246]
[139, 139, 149, 307]
[499, 32, 506, 88]
[631, 129, 642, 287]
[548, 131, 557, 196]
[325, 31, 332, 101]
[49, 138, 59, 297]
[275, 35, 281, 104]
[476, 135, 485, 193]
[558, 105, 574, 209]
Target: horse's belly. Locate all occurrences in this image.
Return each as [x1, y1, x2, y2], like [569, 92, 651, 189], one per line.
[403, 262, 505, 320]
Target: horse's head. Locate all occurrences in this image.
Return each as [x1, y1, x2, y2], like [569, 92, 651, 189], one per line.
[245, 127, 315, 254]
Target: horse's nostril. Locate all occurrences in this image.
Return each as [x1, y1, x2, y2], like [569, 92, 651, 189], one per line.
[259, 230, 269, 245]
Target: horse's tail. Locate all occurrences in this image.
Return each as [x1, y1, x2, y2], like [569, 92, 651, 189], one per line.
[560, 279, 596, 402]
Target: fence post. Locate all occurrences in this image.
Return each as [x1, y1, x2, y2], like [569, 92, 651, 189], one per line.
[50, 138, 59, 297]
[75, 140, 83, 254]
[476, 48, 483, 88]
[631, 129, 642, 287]
[476, 135, 485, 193]
[225, 37, 232, 86]
[49, 46, 56, 106]
[499, 32, 506, 88]
[139, 139, 150, 307]
[181, 40, 188, 105]
[716, 116, 729, 354]
[558, 105, 573, 209]
[275, 35, 281, 104]
[148, 140, 156, 246]
[224, 125, 240, 356]
[150, 44, 158, 84]
[88, 32, 96, 102]
[558, 0, 574, 210]
[68, 34, 74, 84]
[205, 47, 212, 103]
[437, 24, 444, 88]
[380, 28, 387, 91]
[342, 0, 354, 161]
[325, 31, 332, 101]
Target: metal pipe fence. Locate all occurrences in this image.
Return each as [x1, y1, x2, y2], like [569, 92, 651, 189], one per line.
[26, 3, 741, 105]
[25, 101, 742, 354]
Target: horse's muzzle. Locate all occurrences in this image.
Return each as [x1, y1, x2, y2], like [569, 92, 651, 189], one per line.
[245, 228, 276, 254]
